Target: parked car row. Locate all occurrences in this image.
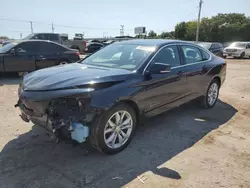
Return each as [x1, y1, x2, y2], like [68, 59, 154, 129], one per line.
[196, 41, 250, 59]
[223, 42, 250, 59]
[0, 40, 80, 74]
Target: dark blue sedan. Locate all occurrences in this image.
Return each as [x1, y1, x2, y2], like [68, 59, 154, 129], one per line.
[16, 39, 227, 154]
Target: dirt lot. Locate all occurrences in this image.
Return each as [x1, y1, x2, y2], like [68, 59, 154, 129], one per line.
[0, 59, 250, 188]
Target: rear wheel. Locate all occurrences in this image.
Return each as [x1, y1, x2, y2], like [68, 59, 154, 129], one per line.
[202, 79, 220, 109]
[90, 103, 136, 154]
[59, 61, 68, 65]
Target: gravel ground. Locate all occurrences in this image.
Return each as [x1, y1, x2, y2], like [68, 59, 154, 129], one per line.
[0, 59, 250, 188]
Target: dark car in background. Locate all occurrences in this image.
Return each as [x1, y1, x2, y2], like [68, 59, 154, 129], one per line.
[85, 42, 105, 54]
[0, 40, 80, 74]
[23, 33, 63, 44]
[16, 39, 226, 154]
[197, 42, 224, 57]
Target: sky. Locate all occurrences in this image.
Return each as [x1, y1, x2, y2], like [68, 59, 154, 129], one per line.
[1, 0, 250, 39]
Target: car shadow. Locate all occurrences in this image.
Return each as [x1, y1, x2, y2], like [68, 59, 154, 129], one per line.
[0, 73, 21, 86]
[0, 99, 237, 188]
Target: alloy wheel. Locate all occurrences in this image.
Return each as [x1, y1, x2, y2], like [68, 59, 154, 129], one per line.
[104, 110, 133, 149]
[207, 83, 219, 106]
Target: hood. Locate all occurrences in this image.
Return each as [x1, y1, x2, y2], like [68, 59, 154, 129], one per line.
[23, 63, 132, 91]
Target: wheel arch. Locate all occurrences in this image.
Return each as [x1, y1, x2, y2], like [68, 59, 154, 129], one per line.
[117, 99, 141, 121]
[212, 76, 221, 87]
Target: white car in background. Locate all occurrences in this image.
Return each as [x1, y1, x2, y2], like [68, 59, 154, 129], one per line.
[223, 42, 250, 59]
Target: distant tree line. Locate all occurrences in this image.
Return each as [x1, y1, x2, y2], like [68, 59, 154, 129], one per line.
[142, 13, 250, 42]
[0, 36, 9, 40]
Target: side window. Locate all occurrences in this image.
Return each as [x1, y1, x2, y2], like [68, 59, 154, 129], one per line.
[200, 49, 210, 60]
[210, 44, 216, 50]
[35, 34, 45, 40]
[40, 42, 65, 53]
[43, 34, 51, 40]
[15, 42, 40, 53]
[217, 43, 223, 49]
[181, 46, 203, 64]
[153, 45, 181, 67]
[215, 43, 221, 49]
[49, 34, 59, 41]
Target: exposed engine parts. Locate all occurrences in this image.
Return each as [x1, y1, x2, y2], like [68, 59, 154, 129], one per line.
[47, 97, 92, 142]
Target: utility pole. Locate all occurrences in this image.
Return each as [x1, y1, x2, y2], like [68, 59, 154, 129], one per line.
[120, 25, 124, 36]
[52, 23, 55, 33]
[30, 21, 33, 34]
[20, 33, 22, 39]
[196, 0, 203, 42]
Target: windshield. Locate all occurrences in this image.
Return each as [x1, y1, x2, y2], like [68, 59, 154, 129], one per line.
[23, 34, 35, 40]
[198, 42, 212, 49]
[230, 42, 246, 48]
[81, 43, 156, 70]
[0, 43, 17, 53]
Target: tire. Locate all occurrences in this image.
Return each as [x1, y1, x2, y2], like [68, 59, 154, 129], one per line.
[202, 79, 220, 109]
[59, 61, 68, 65]
[240, 52, 245, 59]
[89, 103, 137, 154]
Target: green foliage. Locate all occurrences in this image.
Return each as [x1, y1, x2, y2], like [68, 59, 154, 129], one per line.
[174, 13, 250, 42]
[147, 30, 157, 38]
[0, 36, 9, 40]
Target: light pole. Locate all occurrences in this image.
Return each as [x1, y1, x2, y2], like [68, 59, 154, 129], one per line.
[30, 21, 33, 34]
[196, 0, 203, 42]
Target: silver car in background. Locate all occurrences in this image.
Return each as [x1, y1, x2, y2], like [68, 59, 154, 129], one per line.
[223, 42, 250, 59]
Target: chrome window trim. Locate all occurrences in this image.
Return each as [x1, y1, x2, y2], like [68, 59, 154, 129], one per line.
[143, 42, 212, 74]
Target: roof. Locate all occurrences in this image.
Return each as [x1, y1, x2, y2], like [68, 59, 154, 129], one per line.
[116, 39, 184, 46]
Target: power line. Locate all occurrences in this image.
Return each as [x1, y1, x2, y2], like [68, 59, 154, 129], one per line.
[0, 18, 133, 31]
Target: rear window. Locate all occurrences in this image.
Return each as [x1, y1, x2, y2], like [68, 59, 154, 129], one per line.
[200, 49, 211, 60]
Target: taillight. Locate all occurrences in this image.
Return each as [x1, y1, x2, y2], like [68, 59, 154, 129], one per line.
[76, 52, 80, 56]
[83, 41, 87, 47]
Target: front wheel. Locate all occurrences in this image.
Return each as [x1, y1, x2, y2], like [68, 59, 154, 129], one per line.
[240, 52, 245, 59]
[90, 103, 136, 154]
[202, 79, 220, 109]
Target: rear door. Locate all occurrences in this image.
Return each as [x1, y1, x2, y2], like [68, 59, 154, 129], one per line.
[3, 42, 38, 72]
[179, 44, 210, 98]
[36, 41, 66, 69]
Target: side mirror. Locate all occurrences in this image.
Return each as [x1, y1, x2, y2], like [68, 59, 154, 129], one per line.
[10, 49, 16, 55]
[149, 62, 171, 74]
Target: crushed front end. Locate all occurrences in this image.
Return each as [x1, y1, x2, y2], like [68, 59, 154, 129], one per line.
[16, 85, 98, 144]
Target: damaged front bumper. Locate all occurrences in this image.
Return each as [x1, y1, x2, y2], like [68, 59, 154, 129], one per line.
[15, 88, 99, 144]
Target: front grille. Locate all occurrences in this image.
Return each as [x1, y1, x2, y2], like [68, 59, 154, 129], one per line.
[226, 49, 237, 52]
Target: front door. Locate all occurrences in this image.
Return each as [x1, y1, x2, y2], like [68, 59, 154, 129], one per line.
[4, 42, 38, 72]
[138, 45, 188, 117]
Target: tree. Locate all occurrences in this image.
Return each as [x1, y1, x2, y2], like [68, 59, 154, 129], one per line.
[0, 36, 9, 40]
[175, 22, 187, 40]
[147, 30, 157, 38]
[174, 13, 250, 42]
